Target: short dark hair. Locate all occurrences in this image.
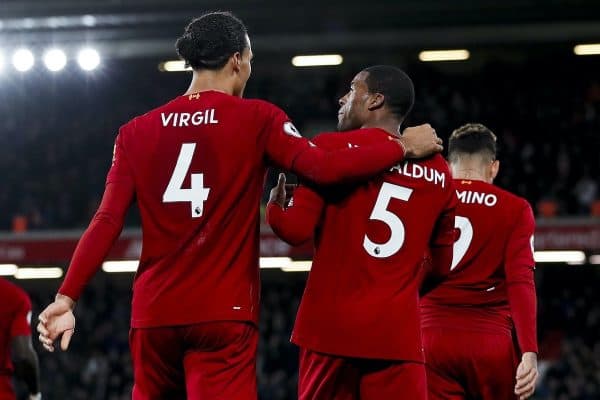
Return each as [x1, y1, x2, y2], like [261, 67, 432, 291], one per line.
[175, 11, 248, 70]
[362, 65, 415, 120]
[448, 123, 497, 163]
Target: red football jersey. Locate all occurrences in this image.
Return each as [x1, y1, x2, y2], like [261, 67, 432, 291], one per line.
[267, 130, 457, 361]
[59, 91, 408, 328]
[0, 278, 32, 396]
[420, 179, 537, 353]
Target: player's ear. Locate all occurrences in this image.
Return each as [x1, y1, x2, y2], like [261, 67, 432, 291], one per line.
[367, 93, 385, 111]
[490, 160, 500, 182]
[232, 52, 242, 73]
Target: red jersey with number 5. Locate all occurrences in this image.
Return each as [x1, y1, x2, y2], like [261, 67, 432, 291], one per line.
[267, 131, 457, 361]
[420, 179, 537, 354]
[59, 91, 408, 329]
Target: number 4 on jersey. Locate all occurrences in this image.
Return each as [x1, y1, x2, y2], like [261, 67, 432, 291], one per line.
[163, 143, 210, 218]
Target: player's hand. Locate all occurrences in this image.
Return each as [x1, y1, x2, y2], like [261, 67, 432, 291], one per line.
[398, 123, 443, 158]
[514, 352, 538, 399]
[37, 294, 76, 352]
[269, 173, 296, 207]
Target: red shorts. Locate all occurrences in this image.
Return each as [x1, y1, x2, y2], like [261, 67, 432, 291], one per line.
[129, 321, 258, 400]
[422, 327, 518, 400]
[298, 347, 427, 400]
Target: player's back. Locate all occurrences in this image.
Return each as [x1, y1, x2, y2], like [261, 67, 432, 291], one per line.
[291, 130, 456, 361]
[421, 179, 534, 328]
[118, 91, 281, 328]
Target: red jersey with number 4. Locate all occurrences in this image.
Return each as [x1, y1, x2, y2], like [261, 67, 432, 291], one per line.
[267, 130, 458, 361]
[420, 179, 537, 354]
[59, 91, 408, 329]
[0, 278, 32, 397]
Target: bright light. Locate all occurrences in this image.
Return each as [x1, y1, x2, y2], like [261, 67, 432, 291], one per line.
[259, 257, 292, 269]
[280, 261, 312, 272]
[574, 44, 600, 56]
[102, 260, 139, 273]
[0, 264, 18, 276]
[158, 60, 191, 72]
[0, 52, 4, 73]
[291, 54, 343, 67]
[534, 251, 586, 263]
[588, 255, 600, 264]
[82, 15, 97, 27]
[43, 48, 67, 72]
[77, 48, 100, 71]
[15, 267, 63, 279]
[418, 49, 470, 62]
[12, 48, 35, 72]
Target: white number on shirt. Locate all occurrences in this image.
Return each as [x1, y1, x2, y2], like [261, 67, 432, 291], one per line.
[163, 143, 210, 218]
[451, 216, 473, 270]
[363, 182, 413, 258]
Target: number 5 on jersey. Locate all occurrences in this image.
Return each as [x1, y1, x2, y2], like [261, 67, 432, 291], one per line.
[163, 143, 210, 218]
[363, 182, 413, 258]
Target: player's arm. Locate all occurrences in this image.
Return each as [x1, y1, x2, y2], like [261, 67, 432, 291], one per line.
[38, 132, 134, 353]
[505, 202, 538, 400]
[10, 294, 41, 399]
[420, 186, 459, 295]
[261, 105, 442, 185]
[266, 174, 324, 246]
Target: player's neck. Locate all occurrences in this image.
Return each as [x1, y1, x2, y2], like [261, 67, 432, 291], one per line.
[451, 158, 493, 183]
[184, 71, 235, 96]
[361, 116, 401, 137]
[452, 167, 489, 182]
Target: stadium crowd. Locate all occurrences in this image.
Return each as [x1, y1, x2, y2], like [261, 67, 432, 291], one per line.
[1, 56, 600, 231]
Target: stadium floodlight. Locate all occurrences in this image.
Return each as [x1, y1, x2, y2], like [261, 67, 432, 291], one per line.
[280, 261, 312, 272]
[0, 52, 4, 73]
[574, 44, 600, 56]
[77, 48, 100, 71]
[533, 250, 586, 264]
[12, 48, 35, 72]
[158, 60, 191, 72]
[419, 49, 470, 62]
[15, 267, 63, 279]
[259, 257, 292, 269]
[43, 48, 67, 72]
[291, 54, 343, 67]
[0, 264, 18, 276]
[102, 260, 139, 272]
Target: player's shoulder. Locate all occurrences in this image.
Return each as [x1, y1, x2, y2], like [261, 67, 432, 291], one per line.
[119, 96, 182, 134]
[491, 184, 531, 210]
[242, 98, 286, 117]
[421, 153, 450, 170]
